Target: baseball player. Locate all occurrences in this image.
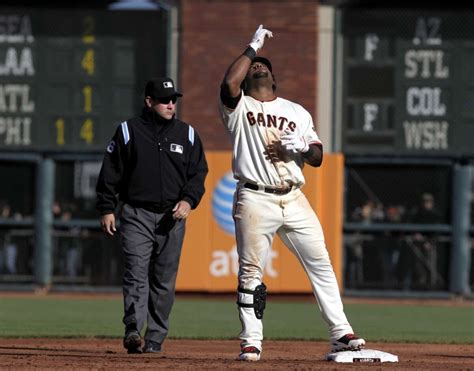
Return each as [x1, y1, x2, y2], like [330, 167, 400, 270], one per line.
[219, 25, 365, 361]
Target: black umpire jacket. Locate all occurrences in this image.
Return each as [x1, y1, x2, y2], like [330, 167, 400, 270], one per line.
[96, 107, 208, 215]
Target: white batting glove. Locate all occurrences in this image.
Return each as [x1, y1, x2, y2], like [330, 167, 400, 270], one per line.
[280, 132, 309, 153]
[249, 24, 273, 52]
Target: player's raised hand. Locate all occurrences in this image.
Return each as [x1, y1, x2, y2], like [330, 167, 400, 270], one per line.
[249, 24, 273, 52]
[280, 131, 309, 153]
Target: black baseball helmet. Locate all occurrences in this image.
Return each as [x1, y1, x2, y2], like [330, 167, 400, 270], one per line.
[251, 56, 272, 72]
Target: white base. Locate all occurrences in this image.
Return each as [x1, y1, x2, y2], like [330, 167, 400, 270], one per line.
[326, 349, 399, 363]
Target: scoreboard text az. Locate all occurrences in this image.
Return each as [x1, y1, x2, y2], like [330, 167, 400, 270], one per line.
[341, 9, 474, 158]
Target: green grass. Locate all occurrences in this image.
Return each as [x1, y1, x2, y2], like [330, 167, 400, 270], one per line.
[0, 297, 472, 343]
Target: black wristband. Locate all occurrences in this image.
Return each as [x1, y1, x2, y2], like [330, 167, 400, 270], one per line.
[243, 46, 256, 60]
[302, 144, 316, 158]
[302, 143, 323, 167]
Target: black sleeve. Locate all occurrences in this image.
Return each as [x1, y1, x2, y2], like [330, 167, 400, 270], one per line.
[220, 83, 242, 109]
[303, 143, 323, 167]
[95, 125, 128, 215]
[181, 130, 208, 209]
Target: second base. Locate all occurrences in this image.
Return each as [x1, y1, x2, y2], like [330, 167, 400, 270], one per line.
[326, 349, 399, 363]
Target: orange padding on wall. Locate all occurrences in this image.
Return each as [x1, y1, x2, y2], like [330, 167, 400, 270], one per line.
[176, 151, 345, 293]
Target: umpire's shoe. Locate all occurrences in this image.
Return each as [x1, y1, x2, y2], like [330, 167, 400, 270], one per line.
[123, 324, 142, 354]
[331, 334, 366, 352]
[143, 340, 162, 353]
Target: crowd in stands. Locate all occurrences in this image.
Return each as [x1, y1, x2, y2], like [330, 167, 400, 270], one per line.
[349, 193, 442, 225]
[345, 193, 446, 290]
[0, 200, 84, 278]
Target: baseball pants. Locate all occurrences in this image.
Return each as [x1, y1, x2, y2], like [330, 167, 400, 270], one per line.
[120, 203, 185, 344]
[233, 186, 354, 351]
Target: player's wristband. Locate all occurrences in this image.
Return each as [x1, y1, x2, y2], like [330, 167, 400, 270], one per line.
[243, 46, 256, 60]
[303, 143, 323, 166]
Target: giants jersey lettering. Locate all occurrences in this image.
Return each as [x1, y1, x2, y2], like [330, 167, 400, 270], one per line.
[219, 91, 322, 187]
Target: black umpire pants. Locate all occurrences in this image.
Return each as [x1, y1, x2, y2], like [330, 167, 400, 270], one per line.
[120, 203, 185, 344]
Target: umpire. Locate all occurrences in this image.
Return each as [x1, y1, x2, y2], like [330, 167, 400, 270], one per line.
[96, 77, 208, 354]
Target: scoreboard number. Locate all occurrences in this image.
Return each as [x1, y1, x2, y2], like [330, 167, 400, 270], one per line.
[0, 8, 167, 151]
[81, 49, 95, 76]
[80, 119, 94, 144]
[55, 118, 65, 146]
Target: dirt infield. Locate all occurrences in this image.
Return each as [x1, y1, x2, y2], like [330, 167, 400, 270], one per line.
[0, 339, 472, 370]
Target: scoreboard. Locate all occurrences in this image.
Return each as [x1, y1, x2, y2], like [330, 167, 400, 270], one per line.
[0, 8, 167, 152]
[341, 9, 474, 157]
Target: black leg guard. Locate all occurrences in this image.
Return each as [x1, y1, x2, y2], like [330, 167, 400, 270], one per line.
[237, 283, 267, 319]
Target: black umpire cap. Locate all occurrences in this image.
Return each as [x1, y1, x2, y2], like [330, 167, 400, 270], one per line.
[145, 77, 183, 99]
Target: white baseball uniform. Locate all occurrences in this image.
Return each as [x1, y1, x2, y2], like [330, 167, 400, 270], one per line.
[219, 91, 355, 352]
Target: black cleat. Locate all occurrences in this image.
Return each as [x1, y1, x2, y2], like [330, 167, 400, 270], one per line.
[127, 345, 143, 354]
[123, 325, 142, 354]
[143, 340, 162, 353]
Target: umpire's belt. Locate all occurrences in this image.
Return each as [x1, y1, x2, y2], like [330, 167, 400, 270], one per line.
[244, 182, 292, 195]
